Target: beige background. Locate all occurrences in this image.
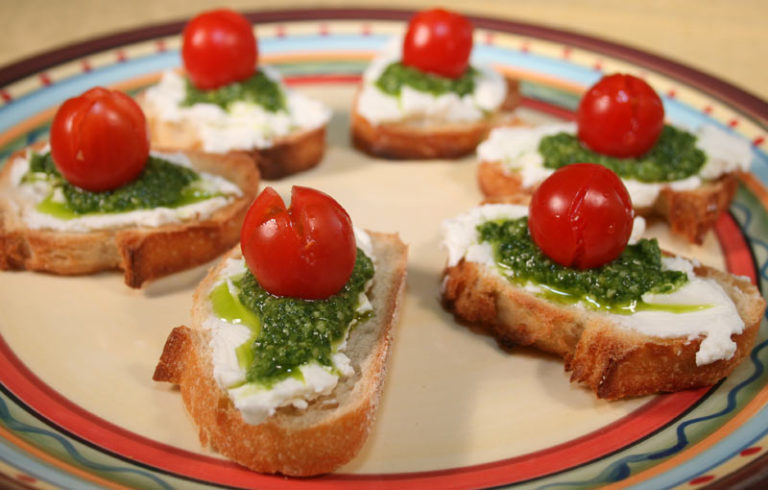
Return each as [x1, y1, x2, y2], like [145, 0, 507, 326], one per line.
[1, 0, 767, 101]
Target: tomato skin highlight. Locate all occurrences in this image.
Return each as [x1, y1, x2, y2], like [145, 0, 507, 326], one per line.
[182, 9, 257, 90]
[528, 163, 634, 269]
[402, 8, 473, 79]
[241, 186, 357, 300]
[49, 87, 149, 192]
[577, 73, 665, 158]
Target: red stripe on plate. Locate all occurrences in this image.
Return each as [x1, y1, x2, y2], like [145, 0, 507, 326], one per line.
[520, 98, 577, 121]
[715, 213, 757, 283]
[283, 74, 362, 86]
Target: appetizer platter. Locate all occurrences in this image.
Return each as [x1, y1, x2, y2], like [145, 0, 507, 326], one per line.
[1, 8, 768, 489]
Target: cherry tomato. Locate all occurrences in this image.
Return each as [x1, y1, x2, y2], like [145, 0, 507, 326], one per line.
[182, 9, 257, 90]
[528, 163, 634, 269]
[49, 87, 149, 192]
[577, 73, 665, 158]
[241, 186, 357, 300]
[402, 8, 473, 79]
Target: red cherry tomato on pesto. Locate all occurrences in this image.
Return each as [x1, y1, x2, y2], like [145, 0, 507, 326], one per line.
[402, 8, 473, 79]
[241, 186, 357, 300]
[529, 163, 634, 269]
[49, 87, 149, 192]
[182, 9, 257, 90]
[577, 73, 665, 158]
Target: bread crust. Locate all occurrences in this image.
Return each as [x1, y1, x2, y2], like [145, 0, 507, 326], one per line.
[153, 232, 408, 476]
[0, 146, 260, 288]
[442, 259, 765, 399]
[139, 93, 326, 180]
[656, 174, 739, 244]
[478, 159, 740, 244]
[243, 126, 326, 180]
[350, 78, 520, 160]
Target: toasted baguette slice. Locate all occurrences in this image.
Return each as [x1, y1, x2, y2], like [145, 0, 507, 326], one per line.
[442, 258, 765, 399]
[0, 146, 260, 288]
[138, 93, 326, 180]
[478, 159, 739, 244]
[351, 78, 520, 160]
[153, 232, 408, 476]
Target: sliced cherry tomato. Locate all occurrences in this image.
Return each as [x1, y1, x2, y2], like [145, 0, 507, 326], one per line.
[402, 8, 473, 79]
[241, 186, 357, 300]
[577, 73, 665, 158]
[528, 163, 634, 269]
[182, 9, 257, 90]
[49, 87, 149, 192]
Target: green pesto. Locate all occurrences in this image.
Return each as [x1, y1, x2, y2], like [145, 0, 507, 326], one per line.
[375, 61, 478, 98]
[477, 217, 690, 312]
[24, 152, 216, 217]
[210, 249, 375, 388]
[538, 125, 706, 182]
[182, 70, 287, 113]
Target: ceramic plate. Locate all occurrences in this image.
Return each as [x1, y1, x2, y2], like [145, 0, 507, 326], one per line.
[1, 8, 767, 490]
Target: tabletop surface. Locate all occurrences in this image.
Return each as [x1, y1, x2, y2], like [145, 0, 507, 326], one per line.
[2, 0, 767, 102]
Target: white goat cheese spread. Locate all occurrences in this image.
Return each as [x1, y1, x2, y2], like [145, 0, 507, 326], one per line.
[10, 148, 241, 233]
[477, 123, 753, 208]
[442, 204, 744, 365]
[143, 66, 332, 153]
[207, 228, 375, 425]
[356, 40, 507, 125]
